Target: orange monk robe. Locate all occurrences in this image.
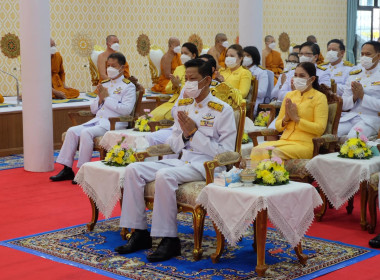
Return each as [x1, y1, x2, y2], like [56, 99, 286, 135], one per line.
[219, 48, 227, 68]
[51, 52, 79, 99]
[151, 53, 182, 93]
[0, 94, 4, 103]
[265, 50, 284, 85]
[317, 52, 325, 65]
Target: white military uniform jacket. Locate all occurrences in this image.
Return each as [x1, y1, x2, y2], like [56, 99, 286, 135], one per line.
[320, 60, 355, 96]
[87, 75, 136, 130]
[164, 93, 237, 177]
[341, 63, 380, 132]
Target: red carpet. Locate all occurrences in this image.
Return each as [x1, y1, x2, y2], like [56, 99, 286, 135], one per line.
[0, 163, 380, 279]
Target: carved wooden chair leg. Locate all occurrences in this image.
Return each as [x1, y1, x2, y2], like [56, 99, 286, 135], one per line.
[255, 209, 268, 277]
[99, 148, 106, 160]
[211, 221, 225, 264]
[315, 188, 327, 222]
[294, 242, 308, 265]
[192, 206, 206, 261]
[367, 186, 378, 234]
[87, 197, 99, 231]
[360, 181, 368, 231]
[346, 197, 354, 215]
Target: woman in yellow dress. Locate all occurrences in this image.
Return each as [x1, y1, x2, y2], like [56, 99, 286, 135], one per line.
[251, 62, 328, 162]
[215, 44, 252, 98]
[150, 42, 198, 121]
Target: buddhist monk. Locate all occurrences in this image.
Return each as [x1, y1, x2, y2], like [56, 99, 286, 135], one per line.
[307, 35, 325, 64]
[50, 38, 80, 99]
[0, 93, 4, 103]
[207, 33, 229, 69]
[97, 35, 130, 81]
[262, 35, 284, 85]
[150, 37, 182, 93]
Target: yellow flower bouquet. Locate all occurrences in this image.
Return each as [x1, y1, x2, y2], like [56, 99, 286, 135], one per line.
[254, 146, 289, 185]
[242, 132, 250, 144]
[254, 111, 270, 127]
[134, 109, 153, 132]
[103, 134, 136, 167]
[339, 127, 373, 159]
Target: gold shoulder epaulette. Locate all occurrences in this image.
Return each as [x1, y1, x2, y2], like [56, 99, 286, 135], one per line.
[258, 65, 266, 70]
[343, 61, 354, 67]
[280, 70, 289, 74]
[317, 65, 327, 71]
[318, 61, 329, 66]
[101, 79, 110, 84]
[208, 101, 224, 112]
[178, 98, 194, 106]
[122, 78, 131, 84]
[350, 69, 362, 75]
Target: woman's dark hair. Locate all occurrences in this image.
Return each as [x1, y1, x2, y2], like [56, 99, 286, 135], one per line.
[243, 46, 261, 66]
[182, 42, 198, 57]
[227, 44, 244, 60]
[296, 62, 320, 91]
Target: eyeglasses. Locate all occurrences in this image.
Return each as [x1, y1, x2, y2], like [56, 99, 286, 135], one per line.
[299, 52, 314, 57]
[285, 60, 298, 63]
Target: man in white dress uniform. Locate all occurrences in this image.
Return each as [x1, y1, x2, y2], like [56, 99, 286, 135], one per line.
[50, 52, 136, 182]
[115, 59, 236, 262]
[338, 41, 380, 138]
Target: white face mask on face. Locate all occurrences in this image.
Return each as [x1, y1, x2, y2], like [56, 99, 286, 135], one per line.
[360, 55, 377, 70]
[225, 56, 238, 68]
[110, 43, 120, 52]
[242, 57, 253, 67]
[180, 54, 191, 64]
[50, 46, 57, 55]
[173, 46, 181, 54]
[299, 55, 314, 63]
[183, 77, 206, 99]
[326, 50, 339, 63]
[268, 42, 276, 49]
[293, 77, 310, 92]
[222, 41, 229, 48]
[107, 66, 121, 79]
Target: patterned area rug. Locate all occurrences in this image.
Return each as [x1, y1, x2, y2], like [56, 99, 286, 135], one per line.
[0, 151, 99, 171]
[1, 213, 377, 280]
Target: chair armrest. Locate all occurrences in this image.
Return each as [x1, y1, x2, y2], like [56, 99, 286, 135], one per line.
[248, 129, 280, 146]
[312, 134, 339, 157]
[109, 115, 135, 130]
[134, 144, 175, 161]
[148, 119, 175, 131]
[68, 111, 95, 126]
[204, 151, 241, 184]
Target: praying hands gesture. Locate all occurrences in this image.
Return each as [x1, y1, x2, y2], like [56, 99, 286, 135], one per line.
[170, 74, 181, 90]
[177, 111, 197, 138]
[96, 84, 109, 104]
[351, 81, 364, 102]
[282, 98, 299, 125]
[214, 71, 224, 83]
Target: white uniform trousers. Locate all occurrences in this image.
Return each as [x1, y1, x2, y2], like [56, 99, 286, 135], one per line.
[56, 124, 107, 168]
[338, 116, 377, 138]
[145, 128, 173, 146]
[119, 161, 204, 237]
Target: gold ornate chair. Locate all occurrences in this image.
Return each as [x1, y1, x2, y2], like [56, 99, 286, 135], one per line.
[245, 76, 259, 120]
[133, 96, 246, 261]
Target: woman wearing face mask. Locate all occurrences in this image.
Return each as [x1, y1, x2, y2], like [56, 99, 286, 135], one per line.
[242, 46, 269, 115]
[150, 42, 198, 121]
[250, 62, 328, 162]
[215, 44, 252, 98]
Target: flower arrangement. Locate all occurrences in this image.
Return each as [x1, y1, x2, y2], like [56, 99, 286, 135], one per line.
[339, 127, 373, 159]
[242, 132, 250, 144]
[254, 146, 289, 185]
[103, 134, 136, 167]
[134, 109, 153, 132]
[254, 111, 270, 127]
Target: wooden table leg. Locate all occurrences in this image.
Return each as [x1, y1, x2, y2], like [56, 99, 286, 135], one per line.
[360, 181, 368, 231]
[346, 197, 354, 214]
[255, 209, 268, 277]
[87, 197, 99, 231]
[211, 221, 225, 264]
[294, 242, 308, 265]
[315, 188, 327, 222]
[367, 185, 378, 234]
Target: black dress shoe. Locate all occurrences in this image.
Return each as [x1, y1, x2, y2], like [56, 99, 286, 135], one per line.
[147, 237, 181, 262]
[115, 230, 152, 254]
[369, 234, 380, 248]
[49, 167, 75, 182]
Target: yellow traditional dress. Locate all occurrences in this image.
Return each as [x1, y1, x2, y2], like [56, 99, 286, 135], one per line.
[251, 88, 328, 160]
[150, 65, 186, 120]
[219, 66, 252, 98]
[151, 53, 182, 93]
[51, 52, 80, 99]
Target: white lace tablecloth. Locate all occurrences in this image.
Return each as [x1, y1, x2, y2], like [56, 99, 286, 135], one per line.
[75, 161, 127, 218]
[196, 182, 322, 247]
[99, 128, 151, 151]
[306, 152, 380, 209]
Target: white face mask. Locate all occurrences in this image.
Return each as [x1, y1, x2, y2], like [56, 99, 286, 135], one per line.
[180, 54, 191, 64]
[242, 57, 253, 67]
[225, 56, 238, 68]
[222, 41, 229, 48]
[173, 46, 181, 54]
[110, 43, 120, 52]
[326, 50, 339, 63]
[268, 42, 276, 49]
[293, 77, 310, 92]
[360, 55, 377, 70]
[299, 55, 314, 63]
[183, 77, 206, 99]
[107, 66, 121, 79]
[284, 62, 298, 71]
[50, 46, 57, 55]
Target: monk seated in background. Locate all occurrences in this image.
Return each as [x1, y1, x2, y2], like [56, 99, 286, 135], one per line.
[262, 35, 284, 84]
[97, 35, 130, 81]
[0, 93, 3, 103]
[151, 37, 182, 93]
[50, 38, 79, 99]
[207, 33, 229, 69]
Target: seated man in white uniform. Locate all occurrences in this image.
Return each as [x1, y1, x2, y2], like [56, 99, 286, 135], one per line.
[50, 52, 136, 182]
[338, 41, 380, 138]
[322, 39, 354, 96]
[115, 59, 236, 262]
